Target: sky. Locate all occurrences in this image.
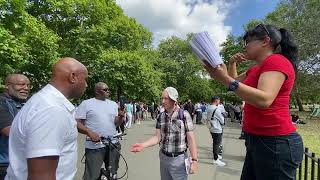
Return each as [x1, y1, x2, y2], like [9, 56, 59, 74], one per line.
[116, 0, 280, 47]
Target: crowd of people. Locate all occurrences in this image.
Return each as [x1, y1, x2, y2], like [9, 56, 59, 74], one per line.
[0, 24, 305, 180]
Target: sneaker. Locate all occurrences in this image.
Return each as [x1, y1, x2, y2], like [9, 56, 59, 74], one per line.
[213, 159, 226, 167]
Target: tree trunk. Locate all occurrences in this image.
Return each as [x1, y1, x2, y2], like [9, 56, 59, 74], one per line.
[295, 94, 304, 111]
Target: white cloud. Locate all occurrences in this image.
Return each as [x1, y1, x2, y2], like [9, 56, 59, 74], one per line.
[116, 0, 235, 48]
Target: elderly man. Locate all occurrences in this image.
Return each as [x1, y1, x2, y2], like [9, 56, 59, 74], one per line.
[0, 74, 31, 180]
[5, 58, 88, 180]
[76, 82, 124, 180]
[131, 87, 198, 180]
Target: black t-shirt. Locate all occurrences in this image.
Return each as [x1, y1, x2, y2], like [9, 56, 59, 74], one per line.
[136, 104, 141, 112]
[0, 94, 23, 163]
[0, 94, 17, 130]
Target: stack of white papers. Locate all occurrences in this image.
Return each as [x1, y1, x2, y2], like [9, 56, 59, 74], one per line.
[190, 31, 223, 68]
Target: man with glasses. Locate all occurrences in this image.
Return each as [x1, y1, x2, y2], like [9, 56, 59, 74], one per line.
[76, 82, 124, 180]
[0, 74, 31, 180]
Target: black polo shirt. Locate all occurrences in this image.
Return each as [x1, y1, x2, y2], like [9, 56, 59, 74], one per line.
[0, 93, 23, 163]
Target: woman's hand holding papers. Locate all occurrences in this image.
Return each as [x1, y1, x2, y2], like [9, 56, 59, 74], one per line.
[203, 62, 233, 86]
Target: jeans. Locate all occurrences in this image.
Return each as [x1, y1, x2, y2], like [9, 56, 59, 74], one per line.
[210, 133, 222, 160]
[83, 142, 121, 180]
[241, 131, 304, 180]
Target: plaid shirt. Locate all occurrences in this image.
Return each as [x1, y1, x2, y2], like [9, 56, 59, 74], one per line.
[156, 108, 194, 153]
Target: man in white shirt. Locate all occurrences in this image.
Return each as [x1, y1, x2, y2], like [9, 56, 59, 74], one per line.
[76, 82, 124, 180]
[5, 58, 88, 180]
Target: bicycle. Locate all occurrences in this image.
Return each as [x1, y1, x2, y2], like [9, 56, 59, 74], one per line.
[84, 134, 128, 180]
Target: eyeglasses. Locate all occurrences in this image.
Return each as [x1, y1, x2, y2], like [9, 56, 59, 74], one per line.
[243, 24, 271, 47]
[243, 37, 263, 47]
[9, 82, 33, 89]
[102, 88, 110, 92]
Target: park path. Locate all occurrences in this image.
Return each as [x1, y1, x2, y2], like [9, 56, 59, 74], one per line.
[75, 118, 246, 180]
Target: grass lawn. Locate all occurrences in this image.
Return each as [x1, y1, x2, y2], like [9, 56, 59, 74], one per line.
[292, 110, 320, 179]
[294, 111, 320, 155]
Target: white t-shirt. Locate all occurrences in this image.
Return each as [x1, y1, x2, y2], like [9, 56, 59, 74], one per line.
[5, 84, 78, 180]
[75, 98, 118, 149]
[218, 104, 226, 113]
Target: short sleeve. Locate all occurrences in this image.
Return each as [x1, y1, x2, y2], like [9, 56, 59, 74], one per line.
[0, 103, 13, 130]
[156, 113, 161, 129]
[260, 55, 293, 79]
[25, 107, 69, 158]
[184, 111, 194, 132]
[75, 101, 87, 120]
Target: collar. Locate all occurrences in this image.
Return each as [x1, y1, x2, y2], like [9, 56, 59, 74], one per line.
[43, 84, 75, 113]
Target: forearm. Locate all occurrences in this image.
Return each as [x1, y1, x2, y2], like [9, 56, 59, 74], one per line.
[77, 121, 91, 135]
[141, 135, 160, 148]
[222, 77, 273, 109]
[228, 62, 238, 78]
[187, 132, 198, 160]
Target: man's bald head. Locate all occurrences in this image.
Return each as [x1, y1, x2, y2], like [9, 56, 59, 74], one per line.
[50, 57, 88, 99]
[52, 57, 87, 78]
[4, 74, 31, 100]
[94, 82, 110, 100]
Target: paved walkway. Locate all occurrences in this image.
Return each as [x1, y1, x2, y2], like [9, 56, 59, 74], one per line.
[75, 118, 246, 180]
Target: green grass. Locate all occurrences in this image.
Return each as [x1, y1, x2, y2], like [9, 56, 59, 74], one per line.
[293, 110, 320, 179]
[295, 111, 320, 155]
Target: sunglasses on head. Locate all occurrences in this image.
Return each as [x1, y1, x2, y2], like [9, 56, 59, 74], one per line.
[256, 24, 270, 37]
[243, 24, 271, 47]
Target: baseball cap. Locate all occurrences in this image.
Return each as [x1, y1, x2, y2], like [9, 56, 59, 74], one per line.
[165, 87, 178, 102]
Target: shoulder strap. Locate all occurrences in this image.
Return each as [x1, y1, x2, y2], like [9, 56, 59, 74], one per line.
[178, 108, 185, 121]
[211, 108, 217, 120]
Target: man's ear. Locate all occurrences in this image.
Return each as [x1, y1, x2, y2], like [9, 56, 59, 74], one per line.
[69, 72, 77, 84]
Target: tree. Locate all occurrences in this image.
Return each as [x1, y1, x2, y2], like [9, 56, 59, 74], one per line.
[92, 50, 162, 103]
[265, 0, 320, 110]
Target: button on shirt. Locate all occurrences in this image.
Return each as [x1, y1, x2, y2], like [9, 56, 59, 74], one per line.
[156, 109, 194, 153]
[75, 98, 118, 149]
[5, 84, 78, 180]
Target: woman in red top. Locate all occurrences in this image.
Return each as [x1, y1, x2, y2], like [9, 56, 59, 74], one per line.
[204, 24, 303, 180]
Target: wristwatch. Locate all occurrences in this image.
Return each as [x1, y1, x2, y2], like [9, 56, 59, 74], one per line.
[228, 80, 240, 91]
[192, 158, 198, 162]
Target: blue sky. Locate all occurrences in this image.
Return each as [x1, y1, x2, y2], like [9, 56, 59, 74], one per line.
[117, 0, 281, 46]
[225, 0, 281, 36]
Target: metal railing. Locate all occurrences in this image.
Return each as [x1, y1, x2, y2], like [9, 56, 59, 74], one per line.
[297, 148, 320, 180]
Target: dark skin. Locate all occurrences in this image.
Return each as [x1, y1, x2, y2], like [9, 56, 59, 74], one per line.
[76, 82, 125, 142]
[0, 74, 31, 137]
[27, 57, 88, 180]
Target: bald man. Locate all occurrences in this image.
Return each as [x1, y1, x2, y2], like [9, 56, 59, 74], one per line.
[0, 74, 31, 180]
[5, 58, 88, 180]
[75, 82, 124, 180]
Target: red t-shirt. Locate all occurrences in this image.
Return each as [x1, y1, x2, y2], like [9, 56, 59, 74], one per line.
[243, 54, 296, 136]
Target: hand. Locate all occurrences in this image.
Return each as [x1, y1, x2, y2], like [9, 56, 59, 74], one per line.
[229, 53, 248, 64]
[190, 161, 198, 174]
[203, 62, 231, 85]
[88, 131, 101, 142]
[131, 143, 144, 153]
[118, 110, 126, 117]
